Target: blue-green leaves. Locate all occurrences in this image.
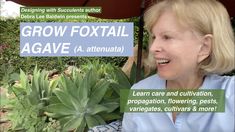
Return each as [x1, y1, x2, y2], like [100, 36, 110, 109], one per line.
[46, 69, 119, 131]
[6, 66, 55, 131]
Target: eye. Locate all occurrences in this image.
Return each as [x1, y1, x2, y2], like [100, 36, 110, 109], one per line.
[162, 35, 171, 40]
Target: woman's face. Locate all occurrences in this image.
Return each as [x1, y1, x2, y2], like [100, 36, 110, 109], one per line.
[150, 11, 203, 80]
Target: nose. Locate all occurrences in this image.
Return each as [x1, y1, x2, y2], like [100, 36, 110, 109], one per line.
[150, 39, 163, 53]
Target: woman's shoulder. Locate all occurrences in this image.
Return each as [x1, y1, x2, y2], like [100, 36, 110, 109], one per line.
[204, 74, 234, 89]
[204, 74, 234, 98]
[206, 74, 235, 80]
[131, 74, 165, 89]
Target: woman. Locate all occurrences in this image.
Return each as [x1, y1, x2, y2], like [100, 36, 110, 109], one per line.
[122, 0, 234, 131]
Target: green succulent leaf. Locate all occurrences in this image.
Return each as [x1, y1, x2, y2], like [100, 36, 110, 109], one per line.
[81, 97, 89, 108]
[100, 102, 119, 113]
[63, 116, 84, 131]
[32, 69, 39, 96]
[46, 103, 75, 115]
[110, 83, 122, 95]
[89, 104, 110, 115]
[99, 112, 122, 121]
[85, 115, 100, 128]
[60, 75, 78, 99]
[79, 70, 97, 100]
[48, 96, 60, 104]
[19, 69, 28, 90]
[28, 92, 39, 105]
[72, 69, 82, 88]
[53, 89, 80, 110]
[75, 120, 86, 132]
[113, 67, 132, 88]
[49, 78, 59, 90]
[89, 80, 110, 106]
[93, 115, 106, 125]
[58, 115, 73, 126]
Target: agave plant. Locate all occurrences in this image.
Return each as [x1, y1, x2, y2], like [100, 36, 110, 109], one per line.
[6, 66, 58, 131]
[46, 69, 119, 131]
[110, 63, 147, 96]
[110, 63, 156, 113]
[80, 60, 115, 80]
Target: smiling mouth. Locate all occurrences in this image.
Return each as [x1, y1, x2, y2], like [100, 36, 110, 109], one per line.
[156, 58, 170, 65]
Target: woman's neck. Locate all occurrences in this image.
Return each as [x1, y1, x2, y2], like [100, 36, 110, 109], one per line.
[166, 73, 205, 90]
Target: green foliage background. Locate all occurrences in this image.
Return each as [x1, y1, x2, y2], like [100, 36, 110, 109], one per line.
[0, 17, 234, 80]
[0, 17, 139, 79]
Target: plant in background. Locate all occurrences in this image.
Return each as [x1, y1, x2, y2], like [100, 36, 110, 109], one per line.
[0, 64, 18, 87]
[110, 63, 155, 114]
[5, 66, 59, 131]
[46, 69, 119, 131]
[0, 19, 128, 76]
[110, 62, 150, 95]
[79, 60, 115, 80]
[80, 60, 122, 122]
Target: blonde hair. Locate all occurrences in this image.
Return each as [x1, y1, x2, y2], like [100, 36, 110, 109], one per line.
[144, 0, 235, 74]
